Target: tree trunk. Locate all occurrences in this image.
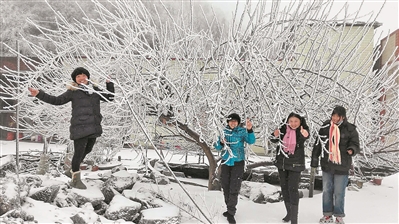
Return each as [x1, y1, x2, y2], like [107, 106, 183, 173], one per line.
[160, 114, 220, 190]
[159, 115, 275, 190]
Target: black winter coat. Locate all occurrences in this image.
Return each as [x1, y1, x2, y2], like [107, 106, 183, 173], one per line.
[36, 82, 115, 140]
[310, 119, 359, 174]
[270, 123, 310, 172]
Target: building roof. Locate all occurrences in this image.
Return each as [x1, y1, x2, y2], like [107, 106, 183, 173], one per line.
[0, 57, 41, 72]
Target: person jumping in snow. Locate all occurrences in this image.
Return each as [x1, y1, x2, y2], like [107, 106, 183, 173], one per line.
[214, 113, 256, 224]
[28, 67, 115, 189]
[271, 112, 310, 224]
[311, 106, 359, 224]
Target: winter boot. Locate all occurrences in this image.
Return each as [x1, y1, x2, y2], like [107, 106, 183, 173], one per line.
[290, 204, 298, 224]
[319, 216, 334, 224]
[282, 202, 291, 222]
[70, 171, 87, 189]
[64, 169, 72, 178]
[225, 213, 236, 224]
[222, 211, 229, 217]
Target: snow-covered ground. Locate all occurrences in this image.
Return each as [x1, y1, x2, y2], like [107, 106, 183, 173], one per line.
[1, 140, 398, 223]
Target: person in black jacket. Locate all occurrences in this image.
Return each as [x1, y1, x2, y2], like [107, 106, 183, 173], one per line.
[271, 112, 310, 224]
[311, 106, 359, 224]
[28, 67, 115, 189]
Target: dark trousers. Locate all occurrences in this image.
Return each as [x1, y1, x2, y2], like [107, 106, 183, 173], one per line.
[71, 137, 96, 172]
[221, 160, 245, 216]
[278, 169, 301, 205]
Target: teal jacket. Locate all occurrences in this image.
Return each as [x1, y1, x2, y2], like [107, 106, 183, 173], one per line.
[214, 126, 256, 166]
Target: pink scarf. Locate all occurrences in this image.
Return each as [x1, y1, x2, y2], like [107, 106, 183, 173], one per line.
[329, 121, 341, 164]
[283, 125, 297, 155]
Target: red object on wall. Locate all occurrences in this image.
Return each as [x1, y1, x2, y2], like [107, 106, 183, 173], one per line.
[6, 132, 15, 140]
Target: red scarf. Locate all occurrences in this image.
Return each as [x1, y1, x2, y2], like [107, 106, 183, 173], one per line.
[283, 125, 297, 155]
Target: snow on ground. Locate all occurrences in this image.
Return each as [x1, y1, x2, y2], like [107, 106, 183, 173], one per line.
[1, 140, 398, 223]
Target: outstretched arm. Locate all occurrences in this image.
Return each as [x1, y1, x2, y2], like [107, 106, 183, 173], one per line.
[28, 87, 71, 105]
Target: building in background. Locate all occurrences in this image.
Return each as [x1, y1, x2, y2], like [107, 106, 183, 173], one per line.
[0, 57, 38, 140]
[375, 29, 399, 144]
[379, 29, 399, 90]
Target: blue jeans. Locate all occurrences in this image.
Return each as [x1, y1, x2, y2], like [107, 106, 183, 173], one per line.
[322, 171, 348, 217]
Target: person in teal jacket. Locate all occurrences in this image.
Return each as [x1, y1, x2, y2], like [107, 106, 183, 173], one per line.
[214, 113, 256, 224]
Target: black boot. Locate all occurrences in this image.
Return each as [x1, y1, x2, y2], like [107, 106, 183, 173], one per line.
[226, 213, 236, 224]
[290, 204, 298, 224]
[282, 202, 291, 222]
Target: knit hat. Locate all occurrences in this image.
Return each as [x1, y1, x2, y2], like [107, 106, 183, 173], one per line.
[227, 113, 241, 124]
[332, 106, 346, 118]
[71, 67, 90, 83]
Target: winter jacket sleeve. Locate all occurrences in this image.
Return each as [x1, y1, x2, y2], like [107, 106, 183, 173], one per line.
[346, 124, 360, 156]
[270, 123, 286, 143]
[310, 131, 322, 168]
[270, 130, 280, 143]
[214, 136, 224, 150]
[269, 134, 279, 143]
[36, 90, 71, 105]
[311, 121, 328, 168]
[245, 131, 256, 144]
[300, 119, 310, 140]
[96, 82, 115, 102]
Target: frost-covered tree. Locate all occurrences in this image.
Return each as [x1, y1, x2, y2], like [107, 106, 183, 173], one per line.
[1, 0, 398, 192]
[0, 0, 135, 56]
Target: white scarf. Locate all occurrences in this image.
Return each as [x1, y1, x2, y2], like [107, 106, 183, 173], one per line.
[78, 83, 93, 95]
[329, 121, 341, 164]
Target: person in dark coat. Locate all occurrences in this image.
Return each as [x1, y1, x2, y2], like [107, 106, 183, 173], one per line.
[214, 113, 256, 224]
[271, 112, 310, 224]
[311, 106, 359, 224]
[28, 67, 114, 189]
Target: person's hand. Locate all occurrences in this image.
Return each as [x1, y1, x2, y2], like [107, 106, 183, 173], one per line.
[273, 129, 280, 137]
[300, 126, 309, 137]
[28, 87, 39, 97]
[106, 74, 114, 83]
[246, 118, 253, 130]
[347, 149, 353, 155]
[311, 167, 318, 174]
